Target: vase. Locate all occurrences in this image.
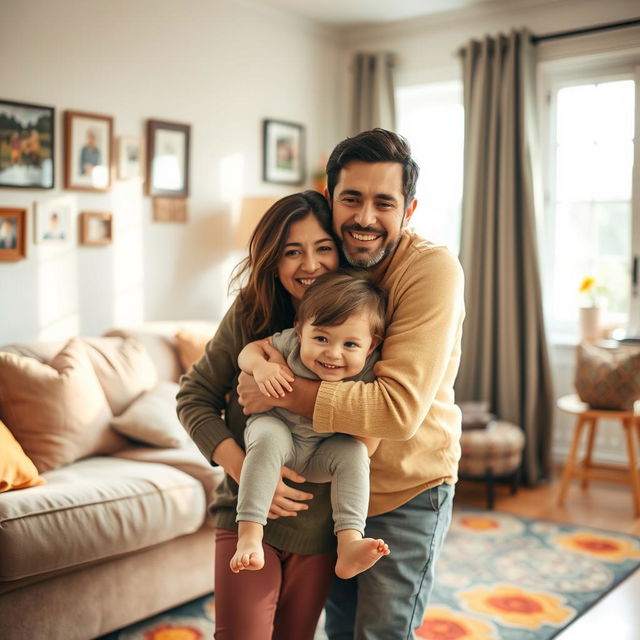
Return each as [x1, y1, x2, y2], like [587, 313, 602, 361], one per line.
[579, 306, 601, 343]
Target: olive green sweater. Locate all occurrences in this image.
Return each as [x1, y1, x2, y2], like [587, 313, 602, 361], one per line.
[176, 299, 335, 555]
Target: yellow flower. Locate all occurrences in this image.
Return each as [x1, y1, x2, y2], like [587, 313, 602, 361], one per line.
[143, 624, 204, 640]
[578, 276, 596, 294]
[459, 584, 574, 629]
[554, 531, 640, 563]
[458, 516, 500, 532]
[418, 606, 497, 639]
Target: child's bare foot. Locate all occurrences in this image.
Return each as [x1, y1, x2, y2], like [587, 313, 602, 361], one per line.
[230, 536, 265, 573]
[335, 536, 390, 579]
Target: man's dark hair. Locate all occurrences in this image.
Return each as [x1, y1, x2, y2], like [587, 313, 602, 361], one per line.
[325, 128, 419, 209]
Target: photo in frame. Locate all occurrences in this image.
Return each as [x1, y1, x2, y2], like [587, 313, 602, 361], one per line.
[262, 119, 305, 185]
[79, 211, 113, 246]
[34, 195, 76, 244]
[0, 99, 54, 189]
[146, 120, 190, 197]
[0, 207, 27, 261]
[65, 110, 113, 191]
[117, 135, 144, 180]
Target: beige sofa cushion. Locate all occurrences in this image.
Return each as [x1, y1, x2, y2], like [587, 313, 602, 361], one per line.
[0, 338, 120, 472]
[84, 337, 158, 416]
[0, 457, 206, 581]
[175, 328, 210, 372]
[110, 381, 186, 447]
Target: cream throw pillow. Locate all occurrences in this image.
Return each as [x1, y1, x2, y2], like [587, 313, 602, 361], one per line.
[0, 338, 119, 472]
[0, 419, 46, 492]
[110, 381, 187, 448]
[84, 337, 158, 416]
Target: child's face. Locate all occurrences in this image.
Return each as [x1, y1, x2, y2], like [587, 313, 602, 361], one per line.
[298, 312, 376, 382]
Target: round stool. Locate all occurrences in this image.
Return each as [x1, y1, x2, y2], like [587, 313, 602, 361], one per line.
[459, 420, 525, 509]
[556, 394, 640, 516]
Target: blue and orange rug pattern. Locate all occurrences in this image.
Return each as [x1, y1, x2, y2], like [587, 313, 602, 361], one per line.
[99, 509, 640, 640]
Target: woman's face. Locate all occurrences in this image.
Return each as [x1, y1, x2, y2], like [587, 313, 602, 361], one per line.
[277, 214, 338, 304]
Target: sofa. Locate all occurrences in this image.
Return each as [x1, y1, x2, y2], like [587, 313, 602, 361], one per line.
[0, 322, 220, 640]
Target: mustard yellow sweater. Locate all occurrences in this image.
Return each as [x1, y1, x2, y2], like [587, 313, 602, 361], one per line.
[313, 230, 465, 516]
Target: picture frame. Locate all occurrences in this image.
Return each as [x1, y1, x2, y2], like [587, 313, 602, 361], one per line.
[34, 194, 76, 244]
[0, 99, 54, 189]
[0, 207, 27, 261]
[79, 211, 113, 246]
[117, 135, 144, 180]
[262, 119, 305, 185]
[64, 110, 113, 191]
[146, 119, 190, 197]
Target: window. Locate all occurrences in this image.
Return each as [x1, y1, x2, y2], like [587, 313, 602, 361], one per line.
[396, 81, 464, 254]
[541, 66, 639, 342]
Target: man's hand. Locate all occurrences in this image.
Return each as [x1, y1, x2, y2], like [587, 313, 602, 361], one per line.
[237, 371, 275, 415]
[268, 467, 313, 519]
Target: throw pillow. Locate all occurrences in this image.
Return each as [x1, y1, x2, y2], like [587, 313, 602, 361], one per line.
[84, 337, 158, 416]
[575, 343, 640, 410]
[0, 419, 46, 492]
[110, 381, 187, 448]
[175, 328, 210, 372]
[0, 338, 120, 472]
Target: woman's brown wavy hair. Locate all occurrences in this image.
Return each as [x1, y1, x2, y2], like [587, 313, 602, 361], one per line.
[230, 191, 334, 340]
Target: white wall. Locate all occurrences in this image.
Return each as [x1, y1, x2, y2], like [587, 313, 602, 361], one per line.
[0, 0, 342, 343]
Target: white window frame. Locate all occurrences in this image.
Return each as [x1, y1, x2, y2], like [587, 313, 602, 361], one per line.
[538, 55, 640, 343]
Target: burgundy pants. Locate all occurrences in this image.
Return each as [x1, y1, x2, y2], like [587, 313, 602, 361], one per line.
[214, 528, 336, 640]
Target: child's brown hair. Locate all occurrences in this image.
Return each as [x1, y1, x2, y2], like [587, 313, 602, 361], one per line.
[295, 269, 387, 345]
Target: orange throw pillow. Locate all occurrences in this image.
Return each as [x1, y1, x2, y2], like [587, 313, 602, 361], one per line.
[0, 419, 46, 492]
[175, 329, 210, 373]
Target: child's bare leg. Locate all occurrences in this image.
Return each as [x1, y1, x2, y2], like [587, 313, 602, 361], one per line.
[335, 529, 390, 579]
[230, 521, 265, 573]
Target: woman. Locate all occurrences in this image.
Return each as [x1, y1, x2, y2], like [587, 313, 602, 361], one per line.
[177, 191, 340, 640]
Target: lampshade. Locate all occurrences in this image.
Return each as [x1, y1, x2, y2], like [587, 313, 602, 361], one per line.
[233, 197, 278, 250]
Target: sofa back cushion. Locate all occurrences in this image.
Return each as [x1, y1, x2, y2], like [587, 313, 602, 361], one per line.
[0, 338, 122, 472]
[84, 337, 158, 416]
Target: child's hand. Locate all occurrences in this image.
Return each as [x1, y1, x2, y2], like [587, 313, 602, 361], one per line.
[253, 361, 294, 398]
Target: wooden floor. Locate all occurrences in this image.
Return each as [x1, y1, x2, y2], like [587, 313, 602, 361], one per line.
[454, 470, 640, 640]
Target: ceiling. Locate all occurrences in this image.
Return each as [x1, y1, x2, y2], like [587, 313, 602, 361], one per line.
[252, 0, 502, 26]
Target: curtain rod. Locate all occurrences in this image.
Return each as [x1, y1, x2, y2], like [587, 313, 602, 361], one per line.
[532, 17, 640, 43]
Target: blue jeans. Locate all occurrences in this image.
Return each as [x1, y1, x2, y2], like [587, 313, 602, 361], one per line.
[324, 483, 454, 640]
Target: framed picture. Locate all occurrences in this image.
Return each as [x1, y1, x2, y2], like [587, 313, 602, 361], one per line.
[34, 194, 76, 243]
[64, 110, 113, 191]
[263, 119, 305, 185]
[0, 99, 54, 189]
[0, 207, 27, 261]
[117, 135, 143, 180]
[79, 211, 113, 246]
[146, 119, 190, 197]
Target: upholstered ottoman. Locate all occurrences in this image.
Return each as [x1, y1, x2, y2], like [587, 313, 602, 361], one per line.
[459, 420, 525, 509]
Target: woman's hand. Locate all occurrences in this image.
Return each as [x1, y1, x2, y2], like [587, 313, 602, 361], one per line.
[237, 371, 275, 414]
[268, 467, 314, 519]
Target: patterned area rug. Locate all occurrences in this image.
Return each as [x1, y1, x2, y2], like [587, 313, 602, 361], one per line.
[97, 509, 640, 640]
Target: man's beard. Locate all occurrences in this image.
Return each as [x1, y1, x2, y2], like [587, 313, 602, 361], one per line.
[341, 233, 401, 269]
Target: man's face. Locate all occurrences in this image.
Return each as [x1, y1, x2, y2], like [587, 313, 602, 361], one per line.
[328, 161, 416, 270]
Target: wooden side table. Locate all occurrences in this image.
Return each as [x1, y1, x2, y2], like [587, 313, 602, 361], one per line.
[556, 394, 640, 516]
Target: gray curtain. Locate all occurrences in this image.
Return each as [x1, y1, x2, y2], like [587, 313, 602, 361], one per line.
[351, 52, 396, 134]
[456, 29, 554, 484]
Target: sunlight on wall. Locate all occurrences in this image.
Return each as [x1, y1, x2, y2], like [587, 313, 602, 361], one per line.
[112, 179, 145, 327]
[36, 235, 80, 340]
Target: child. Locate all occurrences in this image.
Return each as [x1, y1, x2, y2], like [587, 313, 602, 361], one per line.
[232, 270, 390, 579]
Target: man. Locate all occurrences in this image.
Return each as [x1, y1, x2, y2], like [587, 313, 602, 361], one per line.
[238, 128, 464, 639]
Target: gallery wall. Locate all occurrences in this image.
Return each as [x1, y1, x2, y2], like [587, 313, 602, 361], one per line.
[0, 0, 342, 344]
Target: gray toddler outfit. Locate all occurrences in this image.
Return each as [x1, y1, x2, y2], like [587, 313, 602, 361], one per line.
[237, 328, 378, 535]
